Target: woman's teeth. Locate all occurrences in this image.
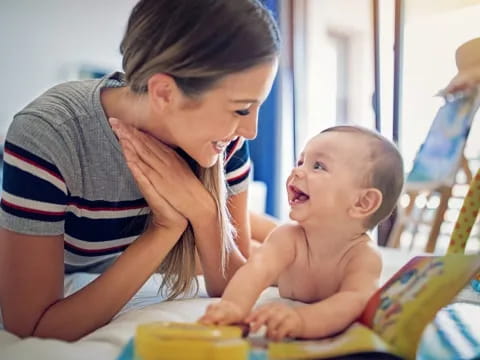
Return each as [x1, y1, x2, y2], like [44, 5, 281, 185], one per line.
[213, 140, 229, 151]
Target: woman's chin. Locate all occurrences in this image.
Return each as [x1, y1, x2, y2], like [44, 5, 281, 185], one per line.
[197, 154, 220, 168]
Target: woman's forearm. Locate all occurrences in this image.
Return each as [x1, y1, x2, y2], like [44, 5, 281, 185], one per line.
[32, 225, 184, 341]
[191, 207, 246, 297]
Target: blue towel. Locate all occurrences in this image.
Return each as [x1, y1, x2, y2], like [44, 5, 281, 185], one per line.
[418, 303, 480, 360]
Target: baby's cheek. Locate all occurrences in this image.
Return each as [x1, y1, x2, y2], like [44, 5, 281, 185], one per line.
[286, 174, 293, 185]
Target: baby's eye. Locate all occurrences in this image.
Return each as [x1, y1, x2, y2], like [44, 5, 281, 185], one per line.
[296, 159, 304, 167]
[235, 109, 250, 116]
[313, 161, 325, 170]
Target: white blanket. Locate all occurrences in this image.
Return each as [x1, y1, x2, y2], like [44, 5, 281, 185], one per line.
[0, 248, 421, 360]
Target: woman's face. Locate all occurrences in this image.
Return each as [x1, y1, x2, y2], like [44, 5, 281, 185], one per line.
[148, 60, 278, 168]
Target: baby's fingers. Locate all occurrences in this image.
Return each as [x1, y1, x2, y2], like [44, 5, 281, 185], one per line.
[198, 313, 216, 325]
[199, 305, 227, 325]
[198, 312, 219, 325]
[271, 318, 296, 341]
[246, 307, 273, 333]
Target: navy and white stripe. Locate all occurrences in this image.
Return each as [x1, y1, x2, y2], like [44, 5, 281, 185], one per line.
[225, 137, 251, 188]
[0, 73, 252, 272]
[2, 141, 67, 222]
[1, 142, 150, 260]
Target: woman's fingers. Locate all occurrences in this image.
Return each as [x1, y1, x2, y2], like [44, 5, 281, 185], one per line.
[110, 118, 175, 172]
[109, 117, 212, 222]
[119, 138, 186, 228]
[113, 123, 165, 168]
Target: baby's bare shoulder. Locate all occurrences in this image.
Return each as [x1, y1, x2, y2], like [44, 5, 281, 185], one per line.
[270, 223, 305, 241]
[344, 235, 382, 271]
[339, 236, 382, 294]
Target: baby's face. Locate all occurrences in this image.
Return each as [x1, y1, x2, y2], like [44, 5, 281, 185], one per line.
[286, 131, 371, 224]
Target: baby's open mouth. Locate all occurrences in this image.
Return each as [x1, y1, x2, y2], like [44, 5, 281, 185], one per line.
[289, 185, 310, 204]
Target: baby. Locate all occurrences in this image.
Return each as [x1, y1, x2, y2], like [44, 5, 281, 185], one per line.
[199, 125, 404, 340]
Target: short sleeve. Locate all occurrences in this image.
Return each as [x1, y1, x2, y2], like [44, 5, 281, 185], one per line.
[0, 114, 69, 235]
[224, 137, 251, 196]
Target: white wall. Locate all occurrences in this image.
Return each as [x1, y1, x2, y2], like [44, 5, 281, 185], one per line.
[298, 0, 374, 152]
[401, 5, 480, 170]
[0, 0, 138, 134]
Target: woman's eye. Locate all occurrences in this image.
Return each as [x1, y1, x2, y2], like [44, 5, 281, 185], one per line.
[235, 109, 250, 116]
[313, 161, 325, 170]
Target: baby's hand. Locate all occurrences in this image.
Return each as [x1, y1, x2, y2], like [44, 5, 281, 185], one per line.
[245, 303, 304, 341]
[198, 300, 245, 325]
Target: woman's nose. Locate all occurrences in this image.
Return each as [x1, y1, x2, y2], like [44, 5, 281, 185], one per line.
[236, 113, 258, 140]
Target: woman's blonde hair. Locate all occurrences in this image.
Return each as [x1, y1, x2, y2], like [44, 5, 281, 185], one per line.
[156, 154, 234, 300]
[120, 0, 280, 299]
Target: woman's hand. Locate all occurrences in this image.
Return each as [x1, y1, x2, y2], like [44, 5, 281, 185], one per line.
[109, 118, 190, 231]
[109, 118, 215, 225]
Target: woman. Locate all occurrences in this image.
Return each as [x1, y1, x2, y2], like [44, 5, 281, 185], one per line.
[0, 0, 279, 341]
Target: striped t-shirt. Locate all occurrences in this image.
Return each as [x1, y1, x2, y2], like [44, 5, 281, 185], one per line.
[0, 72, 251, 273]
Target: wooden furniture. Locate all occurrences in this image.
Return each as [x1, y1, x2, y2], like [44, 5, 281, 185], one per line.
[387, 155, 475, 252]
[387, 37, 480, 253]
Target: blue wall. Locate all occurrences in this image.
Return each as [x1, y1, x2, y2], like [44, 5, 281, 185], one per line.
[249, 0, 280, 217]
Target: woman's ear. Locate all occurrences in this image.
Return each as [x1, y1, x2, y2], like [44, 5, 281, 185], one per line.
[349, 188, 383, 220]
[147, 73, 177, 113]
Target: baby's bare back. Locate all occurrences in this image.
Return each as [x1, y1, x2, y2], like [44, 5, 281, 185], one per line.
[277, 227, 373, 303]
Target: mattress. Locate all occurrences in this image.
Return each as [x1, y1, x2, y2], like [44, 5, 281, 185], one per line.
[0, 248, 477, 360]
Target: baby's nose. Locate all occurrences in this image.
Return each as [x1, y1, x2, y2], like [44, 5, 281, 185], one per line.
[291, 167, 305, 178]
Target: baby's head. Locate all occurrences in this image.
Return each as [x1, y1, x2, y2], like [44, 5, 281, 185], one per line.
[287, 125, 404, 230]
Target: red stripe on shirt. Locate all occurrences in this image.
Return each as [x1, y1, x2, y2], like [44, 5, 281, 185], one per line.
[5, 148, 65, 183]
[1, 198, 66, 216]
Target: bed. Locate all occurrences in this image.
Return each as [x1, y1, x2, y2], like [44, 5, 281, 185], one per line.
[0, 248, 478, 360]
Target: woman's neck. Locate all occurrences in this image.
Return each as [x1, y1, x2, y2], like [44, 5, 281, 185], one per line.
[100, 86, 176, 146]
[101, 87, 148, 127]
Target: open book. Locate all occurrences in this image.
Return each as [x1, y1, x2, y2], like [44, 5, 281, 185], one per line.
[268, 254, 480, 360]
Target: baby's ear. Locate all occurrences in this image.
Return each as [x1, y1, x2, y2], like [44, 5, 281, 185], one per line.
[349, 188, 382, 220]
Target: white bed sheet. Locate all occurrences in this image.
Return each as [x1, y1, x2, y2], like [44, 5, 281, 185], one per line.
[0, 248, 426, 360]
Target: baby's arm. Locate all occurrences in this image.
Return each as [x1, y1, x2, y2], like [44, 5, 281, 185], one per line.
[295, 246, 382, 338]
[199, 225, 296, 325]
